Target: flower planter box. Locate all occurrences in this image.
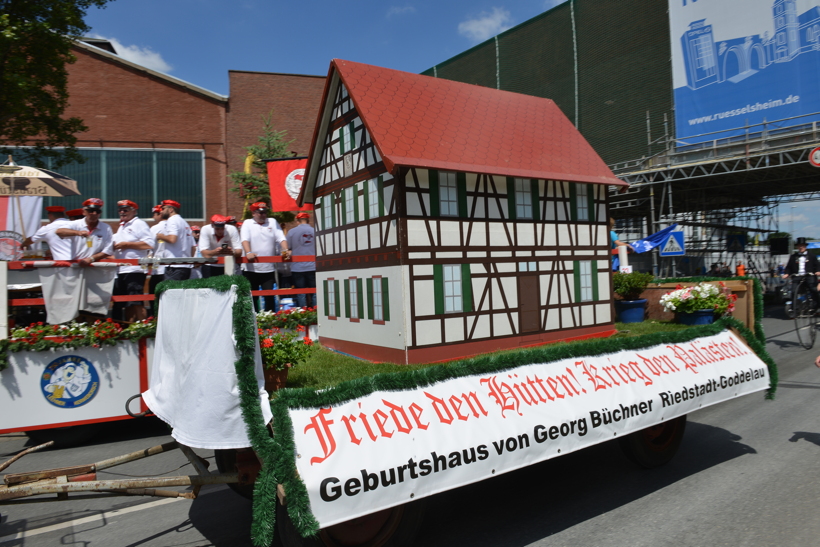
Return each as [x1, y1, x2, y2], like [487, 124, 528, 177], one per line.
[642, 279, 754, 329]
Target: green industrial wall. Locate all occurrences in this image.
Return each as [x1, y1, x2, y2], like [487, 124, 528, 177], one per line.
[422, 0, 672, 166]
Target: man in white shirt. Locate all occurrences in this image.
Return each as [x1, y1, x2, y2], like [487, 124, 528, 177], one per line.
[198, 214, 241, 277]
[148, 205, 167, 315]
[54, 198, 114, 264]
[23, 205, 73, 259]
[241, 201, 289, 311]
[155, 199, 194, 281]
[112, 200, 155, 321]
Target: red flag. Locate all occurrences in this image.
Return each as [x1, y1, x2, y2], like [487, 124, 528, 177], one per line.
[267, 158, 313, 211]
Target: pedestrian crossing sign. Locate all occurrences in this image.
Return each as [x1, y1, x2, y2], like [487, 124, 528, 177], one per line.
[659, 231, 685, 256]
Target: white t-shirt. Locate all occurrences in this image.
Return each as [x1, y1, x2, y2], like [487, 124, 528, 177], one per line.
[240, 218, 285, 273]
[150, 221, 167, 275]
[198, 223, 241, 253]
[31, 218, 74, 260]
[285, 223, 316, 273]
[113, 217, 155, 274]
[158, 214, 193, 268]
[64, 219, 114, 260]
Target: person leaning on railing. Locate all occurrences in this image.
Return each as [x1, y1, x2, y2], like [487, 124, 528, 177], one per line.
[54, 198, 114, 265]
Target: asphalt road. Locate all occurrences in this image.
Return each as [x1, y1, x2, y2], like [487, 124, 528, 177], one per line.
[1, 307, 819, 547]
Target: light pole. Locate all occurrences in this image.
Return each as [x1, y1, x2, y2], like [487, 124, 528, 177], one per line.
[791, 205, 796, 242]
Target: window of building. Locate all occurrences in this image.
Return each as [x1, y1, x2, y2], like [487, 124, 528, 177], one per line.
[338, 122, 355, 154]
[324, 279, 341, 318]
[11, 147, 205, 220]
[429, 170, 467, 218]
[367, 277, 390, 322]
[518, 262, 538, 272]
[344, 277, 363, 320]
[439, 171, 459, 217]
[571, 183, 595, 222]
[433, 264, 473, 314]
[322, 194, 334, 230]
[343, 186, 358, 224]
[364, 176, 383, 219]
[507, 177, 539, 220]
[573, 261, 599, 303]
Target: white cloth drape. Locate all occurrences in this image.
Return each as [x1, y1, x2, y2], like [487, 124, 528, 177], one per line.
[38, 267, 117, 324]
[142, 286, 272, 449]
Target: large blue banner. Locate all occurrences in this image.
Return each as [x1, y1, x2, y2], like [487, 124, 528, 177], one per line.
[670, 0, 820, 145]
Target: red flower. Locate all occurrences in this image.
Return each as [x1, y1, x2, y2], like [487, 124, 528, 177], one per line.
[303, 337, 313, 346]
[261, 338, 274, 348]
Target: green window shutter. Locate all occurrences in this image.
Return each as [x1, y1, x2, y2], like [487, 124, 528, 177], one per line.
[429, 170, 440, 217]
[339, 127, 346, 155]
[348, 121, 355, 149]
[357, 278, 364, 319]
[344, 279, 350, 318]
[340, 190, 347, 226]
[588, 186, 596, 222]
[363, 179, 370, 221]
[334, 280, 341, 316]
[353, 184, 360, 222]
[382, 277, 390, 321]
[457, 172, 468, 218]
[433, 264, 444, 315]
[530, 179, 540, 221]
[377, 175, 385, 217]
[323, 280, 329, 316]
[329, 193, 336, 228]
[592, 262, 599, 301]
[507, 177, 516, 220]
[461, 264, 473, 313]
[573, 261, 581, 303]
[569, 183, 578, 222]
[366, 278, 374, 319]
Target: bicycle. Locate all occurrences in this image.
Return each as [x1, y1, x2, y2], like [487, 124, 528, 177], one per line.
[790, 274, 818, 349]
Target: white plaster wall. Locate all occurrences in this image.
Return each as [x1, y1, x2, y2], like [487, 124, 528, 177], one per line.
[316, 265, 406, 351]
[517, 224, 535, 247]
[406, 192, 423, 216]
[500, 277, 518, 308]
[369, 224, 380, 247]
[415, 169, 430, 189]
[415, 320, 441, 346]
[357, 226, 368, 250]
[488, 223, 508, 247]
[556, 224, 570, 246]
[578, 224, 591, 246]
[581, 304, 595, 326]
[543, 223, 557, 246]
[407, 219, 432, 247]
[471, 314, 491, 339]
[466, 222, 486, 246]
[414, 279, 435, 317]
[472, 198, 486, 218]
[561, 307, 575, 329]
[545, 308, 560, 330]
[440, 221, 461, 247]
[596, 303, 612, 323]
[386, 220, 397, 246]
[444, 317, 464, 343]
[597, 269, 611, 300]
[493, 313, 514, 336]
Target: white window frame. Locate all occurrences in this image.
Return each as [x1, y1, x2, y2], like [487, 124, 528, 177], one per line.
[515, 178, 532, 219]
[443, 264, 463, 313]
[576, 183, 589, 221]
[368, 178, 380, 219]
[349, 277, 358, 318]
[579, 261, 594, 302]
[328, 280, 337, 317]
[345, 187, 356, 224]
[339, 122, 355, 154]
[373, 278, 383, 321]
[439, 171, 459, 217]
[323, 196, 333, 229]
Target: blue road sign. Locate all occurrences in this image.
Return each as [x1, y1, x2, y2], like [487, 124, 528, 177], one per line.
[659, 232, 686, 257]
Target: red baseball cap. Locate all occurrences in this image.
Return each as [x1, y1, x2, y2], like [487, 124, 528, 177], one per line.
[66, 208, 84, 218]
[250, 202, 268, 212]
[191, 225, 201, 232]
[296, 212, 310, 219]
[161, 199, 181, 209]
[117, 199, 138, 209]
[211, 214, 227, 225]
[45, 206, 66, 213]
[152, 205, 163, 214]
[82, 198, 103, 209]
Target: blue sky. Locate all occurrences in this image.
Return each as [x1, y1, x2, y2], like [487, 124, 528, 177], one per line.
[84, 0, 818, 238]
[85, 0, 567, 96]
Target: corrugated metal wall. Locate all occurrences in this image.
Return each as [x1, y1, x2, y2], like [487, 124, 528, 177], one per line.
[422, 0, 673, 166]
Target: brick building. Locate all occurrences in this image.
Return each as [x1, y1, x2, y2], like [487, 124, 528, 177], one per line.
[17, 40, 325, 224]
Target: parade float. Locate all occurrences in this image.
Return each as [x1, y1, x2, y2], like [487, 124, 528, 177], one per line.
[0, 60, 778, 547]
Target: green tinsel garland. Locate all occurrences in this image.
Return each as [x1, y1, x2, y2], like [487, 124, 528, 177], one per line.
[267, 315, 778, 539]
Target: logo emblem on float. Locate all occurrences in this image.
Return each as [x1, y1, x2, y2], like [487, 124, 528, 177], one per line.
[40, 355, 101, 408]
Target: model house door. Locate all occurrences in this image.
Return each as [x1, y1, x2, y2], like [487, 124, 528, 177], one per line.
[518, 275, 540, 333]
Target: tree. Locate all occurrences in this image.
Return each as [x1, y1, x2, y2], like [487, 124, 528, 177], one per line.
[0, 0, 112, 168]
[228, 111, 295, 218]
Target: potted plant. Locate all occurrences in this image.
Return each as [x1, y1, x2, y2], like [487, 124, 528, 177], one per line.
[659, 282, 737, 325]
[258, 327, 316, 392]
[612, 271, 655, 323]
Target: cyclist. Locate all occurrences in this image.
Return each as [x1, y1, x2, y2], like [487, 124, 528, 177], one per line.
[782, 237, 820, 310]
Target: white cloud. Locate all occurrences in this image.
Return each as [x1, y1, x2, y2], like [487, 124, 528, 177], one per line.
[544, 0, 568, 10]
[458, 7, 513, 42]
[387, 5, 415, 18]
[89, 34, 173, 73]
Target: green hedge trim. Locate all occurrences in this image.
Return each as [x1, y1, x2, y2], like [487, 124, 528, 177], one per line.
[267, 316, 777, 538]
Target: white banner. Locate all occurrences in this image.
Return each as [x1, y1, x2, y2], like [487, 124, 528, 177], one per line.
[290, 330, 769, 527]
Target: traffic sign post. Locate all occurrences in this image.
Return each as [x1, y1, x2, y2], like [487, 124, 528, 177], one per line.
[659, 231, 685, 257]
[809, 146, 820, 168]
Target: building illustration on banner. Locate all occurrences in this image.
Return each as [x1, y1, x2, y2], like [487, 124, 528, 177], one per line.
[672, 0, 820, 143]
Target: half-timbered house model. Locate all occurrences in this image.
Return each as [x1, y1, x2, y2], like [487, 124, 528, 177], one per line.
[300, 59, 628, 364]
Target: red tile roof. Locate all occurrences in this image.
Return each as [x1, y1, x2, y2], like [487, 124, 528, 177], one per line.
[303, 59, 626, 200]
